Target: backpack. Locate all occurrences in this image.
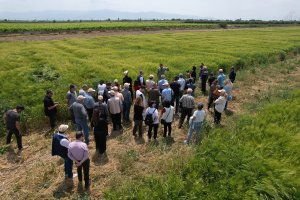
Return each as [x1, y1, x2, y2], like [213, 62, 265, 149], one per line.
[144, 109, 156, 126]
[91, 104, 107, 127]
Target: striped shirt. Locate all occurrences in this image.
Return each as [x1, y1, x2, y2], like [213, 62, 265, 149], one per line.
[180, 94, 195, 109]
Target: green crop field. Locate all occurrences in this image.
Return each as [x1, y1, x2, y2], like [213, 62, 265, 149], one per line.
[0, 27, 300, 133]
[0, 21, 216, 33]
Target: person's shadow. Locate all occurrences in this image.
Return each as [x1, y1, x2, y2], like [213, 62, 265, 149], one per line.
[52, 179, 74, 199]
[92, 152, 109, 166]
[6, 146, 22, 164]
[134, 136, 145, 145]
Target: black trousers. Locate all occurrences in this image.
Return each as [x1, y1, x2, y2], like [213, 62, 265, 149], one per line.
[77, 159, 90, 188]
[111, 113, 122, 130]
[214, 108, 222, 124]
[48, 113, 56, 129]
[163, 122, 172, 137]
[207, 96, 214, 109]
[6, 129, 22, 150]
[86, 108, 93, 122]
[201, 78, 208, 92]
[148, 124, 159, 139]
[94, 130, 107, 154]
[179, 107, 193, 128]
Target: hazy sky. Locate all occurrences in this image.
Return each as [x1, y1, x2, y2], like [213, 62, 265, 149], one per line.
[1, 0, 299, 20]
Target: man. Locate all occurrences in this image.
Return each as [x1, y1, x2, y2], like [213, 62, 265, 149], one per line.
[148, 83, 160, 109]
[157, 63, 169, 80]
[121, 83, 132, 122]
[146, 74, 155, 93]
[52, 124, 73, 179]
[107, 90, 123, 131]
[201, 66, 209, 94]
[97, 80, 106, 96]
[84, 88, 96, 121]
[179, 88, 195, 128]
[68, 131, 90, 189]
[136, 85, 147, 108]
[79, 84, 88, 96]
[4, 105, 25, 152]
[158, 75, 168, 93]
[161, 83, 173, 107]
[177, 73, 186, 98]
[44, 90, 59, 129]
[122, 70, 133, 99]
[70, 95, 89, 144]
[113, 86, 124, 102]
[136, 70, 145, 87]
[229, 67, 236, 83]
[217, 69, 226, 89]
[207, 72, 216, 88]
[199, 63, 205, 78]
[185, 78, 196, 97]
[67, 84, 77, 124]
[170, 76, 181, 114]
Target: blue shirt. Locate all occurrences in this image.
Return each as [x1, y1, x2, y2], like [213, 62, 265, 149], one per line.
[158, 79, 167, 91]
[162, 88, 173, 102]
[84, 94, 95, 109]
[217, 73, 226, 88]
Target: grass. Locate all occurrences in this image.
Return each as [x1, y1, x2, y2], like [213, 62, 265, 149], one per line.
[0, 27, 300, 134]
[104, 89, 300, 200]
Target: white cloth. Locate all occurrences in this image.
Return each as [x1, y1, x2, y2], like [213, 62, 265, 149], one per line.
[145, 107, 159, 124]
[215, 96, 226, 113]
[136, 90, 147, 108]
[178, 78, 186, 91]
[97, 84, 106, 95]
[192, 110, 206, 122]
[161, 106, 174, 123]
[57, 133, 69, 148]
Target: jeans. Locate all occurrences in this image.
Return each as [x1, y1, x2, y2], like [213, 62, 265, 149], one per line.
[123, 102, 131, 121]
[186, 121, 203, 144]
[6, 129, 22, 150]
[133, 120, 143, 136]
[77, 159, 90, 188]
[148, 124, 159, 139]
[75, 119, 89, 145]
[214, 108, 222, 124]
[163, 122, 172, 137]
[111, 113, 122, 130]
[63, 156, 73, 178]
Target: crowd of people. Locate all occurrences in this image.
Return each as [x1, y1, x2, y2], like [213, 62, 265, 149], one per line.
[3, 63, 236, 190]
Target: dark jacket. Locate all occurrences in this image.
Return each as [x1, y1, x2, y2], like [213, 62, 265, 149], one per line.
[52, 133, 68, 158]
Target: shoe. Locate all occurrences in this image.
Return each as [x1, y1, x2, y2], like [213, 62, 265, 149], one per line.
[184, 140, 188, 145]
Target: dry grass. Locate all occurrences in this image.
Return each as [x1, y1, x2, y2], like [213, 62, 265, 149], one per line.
[0, 56, 299, 199]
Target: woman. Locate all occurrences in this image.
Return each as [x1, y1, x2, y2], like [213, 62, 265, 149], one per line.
[145, 101, 159, 142]
[133, 96, 144, 137]
[214, 89, 227, 125]
[185, 103, 206, 145]
[160, 100, 174, 137]
[224, 79, 233, 110]
[207, 80, 219, 110]
[91, 96, 109, 155]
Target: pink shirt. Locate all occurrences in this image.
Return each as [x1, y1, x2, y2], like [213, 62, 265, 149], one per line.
[68, 140, 89, 162]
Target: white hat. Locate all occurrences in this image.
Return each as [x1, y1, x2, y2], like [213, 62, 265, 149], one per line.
[109, 90, 115, 96]
[87, 88, 95, 93]
[219, 69, 223, 73]
[114, 79, 118, 83]
[124, 83, 130, 88]
[58, 124, 69, 133]
[77, 95, 86, 101]
[124, 70, 128, 75]
[98, 95, 103, 101]
[187, 88, 193, 93]
[149, 74, 154, 79]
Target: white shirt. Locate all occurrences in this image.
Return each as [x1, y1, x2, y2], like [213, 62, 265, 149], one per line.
[192, 110, 206, 122]
[161, 106, 174, 123]
[145, 107, 159, 124]
[215, 96, 226, 113]
[136, 90, 147, 108]
[178, 78, 186, 91]
[57, 133, 69, 148]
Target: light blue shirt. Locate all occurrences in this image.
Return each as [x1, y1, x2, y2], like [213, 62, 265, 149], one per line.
[217, 73, 226, 88]
[158, 79, 167, 91]
[162, 88, 173, 102]
[84, 94, 95, 109]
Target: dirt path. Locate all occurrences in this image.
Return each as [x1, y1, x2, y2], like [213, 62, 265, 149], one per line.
[0, 57, 299, 199]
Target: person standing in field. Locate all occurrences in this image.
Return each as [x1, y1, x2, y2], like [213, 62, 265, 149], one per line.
[113, 86, 124, 102]
[157, 63, 169, 80]
[84, 88, 96, 122]
[67, 84, 77, 124]
[79, 84, 88, 96]
[137, 70, 145, 87]
[148, 83, 160, 109]
[229, 67, 236, 83]
[145, 101, 159, 142]
[217, 69, 226, 89]
[91, 95, 109, 155]
[199, 63, 205, 79]
[3, 105, 25, 152]
[122, 70, 133, 99]
[121, 83, 132, 122]
[146, 74, 155, 93]
[70, 95, 90, 145]
[51, 124, 74, 179]
[179, 88, 195, 128]
[107, 90, 123, 131]
[160, 101, 174, 138]
[170, 76, 181, 114]
[224, 79, 234, 110]
[43, 89, 59, 130]
[97, 80, 106, 96]
[161, 82, 173, 107]
[200, 66, 209, 94]
[158, 75, 168, 93]
[68, 131, 90, 189]
[207, 72, 216, 88]
[133, 96, 144, 137]
[214, 89, 227, 125]
[177, 73, 186, 98]
[136, 85, 147, 108]
[191, 65, 197, 83]
[184, 78, 196, 97]
[185, 103, 206, 145]
[207, 80, 219, 111]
